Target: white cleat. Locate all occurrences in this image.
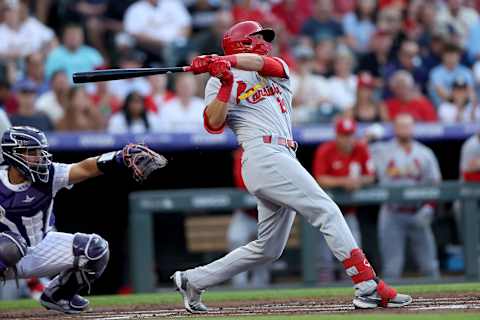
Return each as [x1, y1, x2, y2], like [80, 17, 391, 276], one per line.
[171, 271, 208, 313]
[353, 279, 412, 309]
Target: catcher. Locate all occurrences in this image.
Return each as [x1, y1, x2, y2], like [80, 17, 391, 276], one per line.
[0, 126, 167, 314]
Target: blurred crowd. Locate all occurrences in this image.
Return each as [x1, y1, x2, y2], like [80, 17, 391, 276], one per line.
[0, 0, 480, 133]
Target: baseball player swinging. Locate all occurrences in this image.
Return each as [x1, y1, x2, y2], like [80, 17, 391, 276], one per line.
[0, 126, 167, 314]
[172, 20, 412, 312]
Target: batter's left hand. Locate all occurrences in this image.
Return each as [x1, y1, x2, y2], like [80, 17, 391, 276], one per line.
[209, 60, 233, 85]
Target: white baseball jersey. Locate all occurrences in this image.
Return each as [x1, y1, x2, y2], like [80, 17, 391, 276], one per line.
[460, 134, 480, 180]
[204, 58, 293, 144]
[373, 139, 441, 186]
[372, 139, 441, 212]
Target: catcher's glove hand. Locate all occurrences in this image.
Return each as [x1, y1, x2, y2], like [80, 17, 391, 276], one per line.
[121, 144, 168, 183]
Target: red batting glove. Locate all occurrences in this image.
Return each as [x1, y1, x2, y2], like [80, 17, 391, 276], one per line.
[189, 55, 218, 74]
[209, 60, 233, 85]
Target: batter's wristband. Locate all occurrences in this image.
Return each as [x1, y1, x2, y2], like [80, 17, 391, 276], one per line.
[221, 55, 238, 67]
[216, 82, 233, 103]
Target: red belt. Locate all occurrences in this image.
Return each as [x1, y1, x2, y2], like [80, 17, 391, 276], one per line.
[262, 135, 298, 151]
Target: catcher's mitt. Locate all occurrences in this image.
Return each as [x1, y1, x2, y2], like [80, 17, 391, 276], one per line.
[121, 144, 168, 183]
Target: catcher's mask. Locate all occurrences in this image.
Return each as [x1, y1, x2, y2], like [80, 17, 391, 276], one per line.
[222, 20, 275, 56]
[1, 126, 52, 183]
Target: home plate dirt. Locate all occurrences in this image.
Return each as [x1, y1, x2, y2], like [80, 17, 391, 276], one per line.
[1, 296, 479, 319]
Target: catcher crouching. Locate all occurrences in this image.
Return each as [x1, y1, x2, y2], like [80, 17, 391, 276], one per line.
[0, 126, 167, 314]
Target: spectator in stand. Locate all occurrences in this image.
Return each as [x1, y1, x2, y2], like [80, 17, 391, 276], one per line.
[328, 46, 357, 113]
[439, 77, 480, 123]
[421, 31, 448, 75]
[35, 70, 70, 125]
[349, 72, 384, 123]
[0, 80, 17, 114]
[61, 0, 136, 65]
[124, 0, 191, 65]
[384, 40, 429, 96]
[312, 118, 375, 282]
[382, 71, 437, 122]
[45, 23, 103, 80]
[460, 132, 480, 182]
[272, 0, 310, 35]
[61, 0, 111, 61]
[290, 45, 332, 123]
[9, 80, 53, 131]
[301, 0, 345, 43]
[312, 35, 336, 77]
[190, 10, 233, 56]
[107, 91, 156, 134]
[187, 0, 222, 33]
[0, 0, 56, 60]
[158, 73, 204, 132]
[416, 1, 442, 55]
[231, 0, 271, 24]
[144, 75, 174, 113]
[436, 0, 479, 48]
[56, 86, 104, 131]
[377, 5, 406, 56]
[429, 43, 475, 106]
[107, 50, 151, 101]
[373, 113, 441, 280]
[342, 0, 377, 54]
[89, 80, 122, 118]
[357, 30, 394, 83]
[14, 53, 49, 96]
[475, 58, 480, 98]
[467, 19, 480, 63]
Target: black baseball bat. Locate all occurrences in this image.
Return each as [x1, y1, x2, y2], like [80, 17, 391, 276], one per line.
[72, 66, 191, 84]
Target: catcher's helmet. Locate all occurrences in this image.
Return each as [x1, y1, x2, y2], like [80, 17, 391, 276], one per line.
[1, 126, 52, 183]
[222, 20, 275, 56]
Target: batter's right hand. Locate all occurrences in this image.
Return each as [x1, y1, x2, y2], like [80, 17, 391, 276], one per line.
[209, 60, 233, 85]
[189, 55, 218, 74]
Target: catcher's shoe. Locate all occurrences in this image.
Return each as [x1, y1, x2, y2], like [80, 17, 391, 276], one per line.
[353, 279, 412, 309]
[171, 271, 208, 313]
[40, 292, 89, 314]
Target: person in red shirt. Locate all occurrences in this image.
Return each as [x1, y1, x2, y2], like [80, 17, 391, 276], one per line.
[381, 70, 437, 122]
[312, 117, 375, 282]
[271, 0, 311, 35]
[227, 148, 270, 288]
[231, 0, 271, 25]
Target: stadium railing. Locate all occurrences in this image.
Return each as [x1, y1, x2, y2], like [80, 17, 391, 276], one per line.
[46, 123, 480, 151]
[128, 182, 480, 293]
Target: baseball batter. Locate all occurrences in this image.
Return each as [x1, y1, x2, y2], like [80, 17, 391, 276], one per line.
[0, 126, 166, 313]
[372, 114, 441, 280]
[172, 21, 411, 312]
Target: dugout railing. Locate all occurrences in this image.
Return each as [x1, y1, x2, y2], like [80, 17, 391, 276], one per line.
[128, 182, 480, 293]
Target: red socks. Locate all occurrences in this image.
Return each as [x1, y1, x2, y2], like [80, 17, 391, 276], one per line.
[342, 248, 376, 284]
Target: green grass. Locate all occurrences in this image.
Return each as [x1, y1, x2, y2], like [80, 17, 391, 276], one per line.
[174, 315, 480, 320]
[1, 282, 479, 311]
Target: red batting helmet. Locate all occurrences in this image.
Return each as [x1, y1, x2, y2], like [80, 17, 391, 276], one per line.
[222, 21, 275, 56]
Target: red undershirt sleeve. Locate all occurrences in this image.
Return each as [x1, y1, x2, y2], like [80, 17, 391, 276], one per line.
[259, 57, 288, 78]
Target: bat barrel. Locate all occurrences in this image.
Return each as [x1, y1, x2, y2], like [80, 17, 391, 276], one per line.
[72, 67, 188, 83]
